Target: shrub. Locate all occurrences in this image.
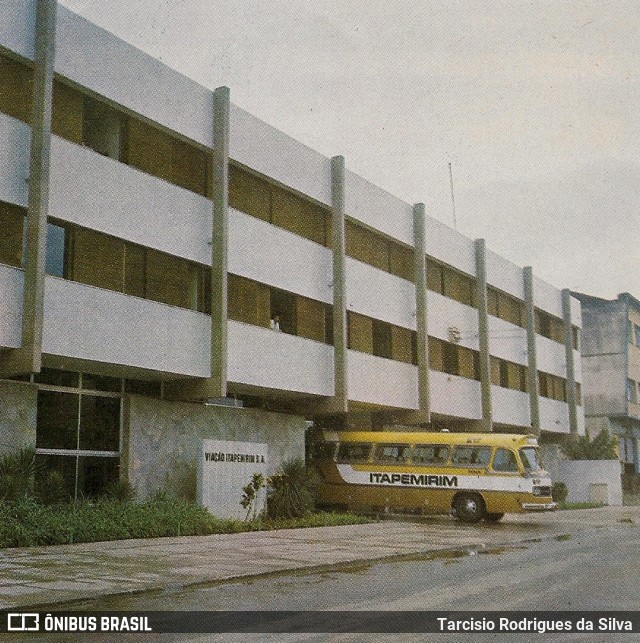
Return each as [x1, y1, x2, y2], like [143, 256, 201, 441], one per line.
[0, 446, 35, 501]
[104, 479, 136, 502]
[35, 469, 68, 505]
[552, 481, 568, 503]
[561, 429, 618, 460]
[266, 458, 319, 520]
[0, 496, 371, 548]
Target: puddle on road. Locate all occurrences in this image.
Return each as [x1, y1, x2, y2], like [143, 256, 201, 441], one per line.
[477, 545, 528, 555]
[332, 562, 373, 575]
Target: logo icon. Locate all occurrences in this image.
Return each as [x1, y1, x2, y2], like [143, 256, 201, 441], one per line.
[7, 613, 40, 631]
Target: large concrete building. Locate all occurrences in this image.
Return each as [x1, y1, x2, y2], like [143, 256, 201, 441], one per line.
[0, 0, 584, 500]
[572, 291, 640, 481]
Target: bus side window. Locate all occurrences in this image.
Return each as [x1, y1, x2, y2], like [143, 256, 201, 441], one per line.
[452, 446, 492, 467]
[374, 444, 410, 464]
[492, 448, 519, 472]
[412, 445, 450, 465]
[336, 442, 372, 463]
[311, 442, 337, 461]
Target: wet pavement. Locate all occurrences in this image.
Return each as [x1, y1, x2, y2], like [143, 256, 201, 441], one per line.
[1, 505, 638, 610]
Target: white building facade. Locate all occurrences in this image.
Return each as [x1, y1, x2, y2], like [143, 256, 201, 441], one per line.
[0, 0, 584, 499]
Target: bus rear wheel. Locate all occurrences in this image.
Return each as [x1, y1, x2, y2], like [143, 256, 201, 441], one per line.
[453, 493, 486, 523]
[485, 512, 505, 522]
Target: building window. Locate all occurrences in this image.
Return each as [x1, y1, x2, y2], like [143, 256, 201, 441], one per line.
[45, 222, 68, 278]
[346, 220, 414, 281]
[0, 201, 25, 268]
[347, 312, 417, 364]
[372, 319, 392, 360]
[490, 357, 528, 392]
[228, 275, 333, 345]
[428, 337, 480, 381]
[0, 53, 33, 123]
[627, 379, 638, 404]
[572, 326, 580, 351]
[426, 259, 476, 307]
[44, 220, 211, 313]
[487, 287, 524, 327]
[538, 371, 567, 402]
[229, 165, 331, 247]
[633, 324, 640, 348]
[83, 95, 126, 161]
[535, 310, 564, 343]
[50, 79, 211, 197]
[36, 385, 121, 500]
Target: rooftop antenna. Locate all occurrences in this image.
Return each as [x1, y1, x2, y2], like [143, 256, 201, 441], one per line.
[448, 161, 457, 230]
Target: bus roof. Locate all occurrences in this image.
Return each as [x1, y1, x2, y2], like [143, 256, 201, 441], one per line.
[315, 430, 538, 448]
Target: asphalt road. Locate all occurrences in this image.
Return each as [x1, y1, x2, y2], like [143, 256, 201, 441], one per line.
[42, 515, 640, 643]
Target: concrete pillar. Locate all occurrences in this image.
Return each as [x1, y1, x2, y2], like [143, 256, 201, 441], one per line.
[314, 156, 348, 419]
[475, 239, 492, 431]
[562, 289, 579, 434]
[210, 86, 230, 398]
[166, 86, 229, 401]
[524, 267, 541, 434]
[329, 155, 349, 414]
[413, 203, 430, 422]
[1, 0, 57, 378]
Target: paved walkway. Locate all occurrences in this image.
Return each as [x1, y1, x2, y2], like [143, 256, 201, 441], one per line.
[1, 506, 638, 609]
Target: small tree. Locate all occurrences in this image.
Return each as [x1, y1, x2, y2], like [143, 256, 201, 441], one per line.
[561, 429, 618, 460]
[240, 473, 266, 521]
[266, 458, 319, 520]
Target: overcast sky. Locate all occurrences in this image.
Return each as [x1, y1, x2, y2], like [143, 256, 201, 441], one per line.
[59, 0, 640, 299]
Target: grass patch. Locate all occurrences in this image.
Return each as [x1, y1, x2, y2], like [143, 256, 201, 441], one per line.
[0, 497, 371, 549]
[557, 501, 605, 510]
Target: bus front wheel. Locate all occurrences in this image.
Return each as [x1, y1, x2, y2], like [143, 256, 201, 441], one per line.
[453, 493, 486, 523]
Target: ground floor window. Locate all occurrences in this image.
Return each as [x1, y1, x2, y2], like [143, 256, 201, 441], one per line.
[35, 386, 121, 500]
[34, 453, 119, 501]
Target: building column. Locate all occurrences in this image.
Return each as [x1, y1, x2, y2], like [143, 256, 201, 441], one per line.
[166, 86, 230, 401]
[413, 203, 430, 420]
[331, 155, 348, 414]
[388, 203, 432, 426]
[562, 289, 579, 434]
[386, 204, 432, 427]
[315, 156, 349, 418]
[524, 267, 541, 434]
[1, 0, 57, 378]
[475, 239, 492, 431]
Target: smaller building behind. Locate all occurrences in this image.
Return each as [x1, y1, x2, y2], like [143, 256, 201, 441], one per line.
[572, 291, 640, 488]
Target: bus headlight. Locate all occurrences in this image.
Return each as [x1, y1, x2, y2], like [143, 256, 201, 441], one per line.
[533, 486, 551, 497]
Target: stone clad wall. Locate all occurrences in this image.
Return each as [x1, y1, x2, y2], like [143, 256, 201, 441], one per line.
[124, 395, 307, 500]
[0, 380, 37, 455]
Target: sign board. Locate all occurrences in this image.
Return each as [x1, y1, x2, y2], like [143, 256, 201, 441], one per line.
[198, 439, 269, 520]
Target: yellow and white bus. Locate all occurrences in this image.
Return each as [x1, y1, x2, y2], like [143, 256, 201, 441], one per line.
[307, 429, 556, 522]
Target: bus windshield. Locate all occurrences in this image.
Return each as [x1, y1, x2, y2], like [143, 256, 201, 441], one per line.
[520, 447, 543, 472]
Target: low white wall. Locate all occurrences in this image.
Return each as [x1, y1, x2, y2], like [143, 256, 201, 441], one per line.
[555, 460, 623, 506]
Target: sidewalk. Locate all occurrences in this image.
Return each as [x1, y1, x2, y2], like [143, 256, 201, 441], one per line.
[1, 505, 638, 610]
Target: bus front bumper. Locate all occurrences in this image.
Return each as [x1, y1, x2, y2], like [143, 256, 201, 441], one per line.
[522, 502, 557, 512]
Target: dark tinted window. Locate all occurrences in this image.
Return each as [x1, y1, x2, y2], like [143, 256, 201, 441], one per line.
[373, 444, 411, 464]
[336, 443, 372, 463]
[412, 445, 450, 465]
[451, 446, 492, 467]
